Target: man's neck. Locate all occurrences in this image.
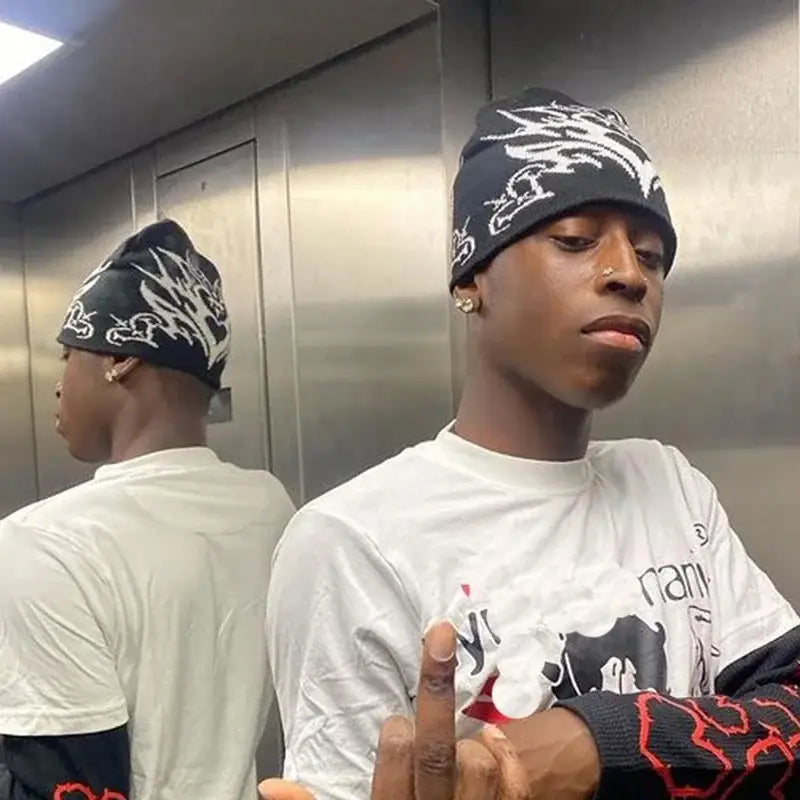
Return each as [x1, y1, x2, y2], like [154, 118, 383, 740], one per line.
[454, 365, 592, 462]
[108, 415, 207, 464]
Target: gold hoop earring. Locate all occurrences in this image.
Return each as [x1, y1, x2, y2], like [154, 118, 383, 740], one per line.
[104, 370, 118, 383]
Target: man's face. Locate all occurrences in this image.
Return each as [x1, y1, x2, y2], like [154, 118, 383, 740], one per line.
[56, 347, 115, 463]
[467, 204, 666, 410]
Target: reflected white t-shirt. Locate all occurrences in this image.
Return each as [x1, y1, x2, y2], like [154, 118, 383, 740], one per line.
[0, 447, 295, 800]
[267, 427, 798, 800]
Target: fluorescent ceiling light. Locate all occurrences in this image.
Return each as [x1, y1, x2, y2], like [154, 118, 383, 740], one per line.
[0, 20, 62, 87]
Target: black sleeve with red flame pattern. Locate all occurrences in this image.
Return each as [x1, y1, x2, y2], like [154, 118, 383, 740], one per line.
[0, 726, 129, 800]
[557, 625, 800, 800]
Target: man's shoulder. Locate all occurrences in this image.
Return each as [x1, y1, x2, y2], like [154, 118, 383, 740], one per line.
[212, 462, 297, 523]
[0, 483, 112, 602]
[0, 477, 102, 540]
[589, 436, 694, 476]
[589, 438, 720, 519]
[299, 440, 438, 522]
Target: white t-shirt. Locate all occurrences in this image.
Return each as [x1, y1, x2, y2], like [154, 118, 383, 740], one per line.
[0, 447, 295, 800]
[267, 427, 799, 800]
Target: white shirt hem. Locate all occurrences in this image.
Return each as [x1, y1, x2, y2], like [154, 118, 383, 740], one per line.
[0, 702, 129, 736]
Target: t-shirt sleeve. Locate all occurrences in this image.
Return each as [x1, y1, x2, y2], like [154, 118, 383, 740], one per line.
[0, 521, 128, 736]
[687, 464, 799, 674]
[266, 507, 419, 800]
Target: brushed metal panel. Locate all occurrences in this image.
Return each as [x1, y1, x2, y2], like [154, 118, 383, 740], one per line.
[689, 446, 799, 605]
[255, 99, 304, 506]
[156, 103, 256, 177]
[282, 21, 453, 500]
[131, 148, 158, 230]
[439, 0, 490, 178]
[22, 162, 135, 498]
[438, 0, 491, 408]
[0, 204, 38, 515]
[490, 0, 797, 156]
[157, 142, 270, 471]
[489, 0, 800, 607]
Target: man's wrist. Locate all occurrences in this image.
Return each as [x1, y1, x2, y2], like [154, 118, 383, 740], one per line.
[500, 707, 600, 799]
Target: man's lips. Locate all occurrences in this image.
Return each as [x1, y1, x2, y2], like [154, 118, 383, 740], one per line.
[581, 314, 652, 353]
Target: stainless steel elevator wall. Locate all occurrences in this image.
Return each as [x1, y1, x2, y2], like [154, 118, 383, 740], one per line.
[257, 20, 452, 503]
[0, 204, 37, 515]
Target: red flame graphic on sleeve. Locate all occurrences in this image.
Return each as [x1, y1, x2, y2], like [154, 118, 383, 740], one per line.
[53, 784, 126, 800]
[637, 685, 800, 799]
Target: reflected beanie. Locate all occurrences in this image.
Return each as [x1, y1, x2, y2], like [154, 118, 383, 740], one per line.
[449, 87, 677, 290]
[57, 219, 230, 389]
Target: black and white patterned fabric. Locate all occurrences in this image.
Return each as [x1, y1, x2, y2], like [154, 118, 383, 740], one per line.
[450, 87, 677, 289]
[57, 219, 230, 389]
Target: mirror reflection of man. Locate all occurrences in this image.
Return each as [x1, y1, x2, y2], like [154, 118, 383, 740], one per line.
[0, 220, 295, 800]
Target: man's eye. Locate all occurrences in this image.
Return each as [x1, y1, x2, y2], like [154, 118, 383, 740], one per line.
[551, 236, 595, 251]
[636, 249, 665, 272]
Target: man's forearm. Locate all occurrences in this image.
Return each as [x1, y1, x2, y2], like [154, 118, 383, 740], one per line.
[559, 682, 800, 799]
[494, 627, 800, 800]
[0, 761, 13, 800]
[556, 626, 800, 799]
[0, 736, 28, 800]
[0, 727, 130, 800]
[0, 757, 44, 800]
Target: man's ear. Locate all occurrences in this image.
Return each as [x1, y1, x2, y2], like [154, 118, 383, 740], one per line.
[103, 355, 141, 382]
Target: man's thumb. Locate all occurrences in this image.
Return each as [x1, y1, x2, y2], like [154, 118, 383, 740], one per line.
[257, 779, 316, 800]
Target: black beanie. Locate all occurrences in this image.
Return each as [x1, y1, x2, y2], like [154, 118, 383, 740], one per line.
[450, 88, 677, 290]
[57, 219, 230, 390]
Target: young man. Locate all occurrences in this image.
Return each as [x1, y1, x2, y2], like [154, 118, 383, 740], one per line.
[0, 220, 295, 800]
[267, 88, 800, 799]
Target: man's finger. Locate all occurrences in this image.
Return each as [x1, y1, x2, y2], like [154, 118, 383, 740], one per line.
[414, 620, 457, 800]
[257, 778, 316, 800]
[371, 715, 415, 800]
[479, 725, 530, 800]
[454, 739, 499, 800]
